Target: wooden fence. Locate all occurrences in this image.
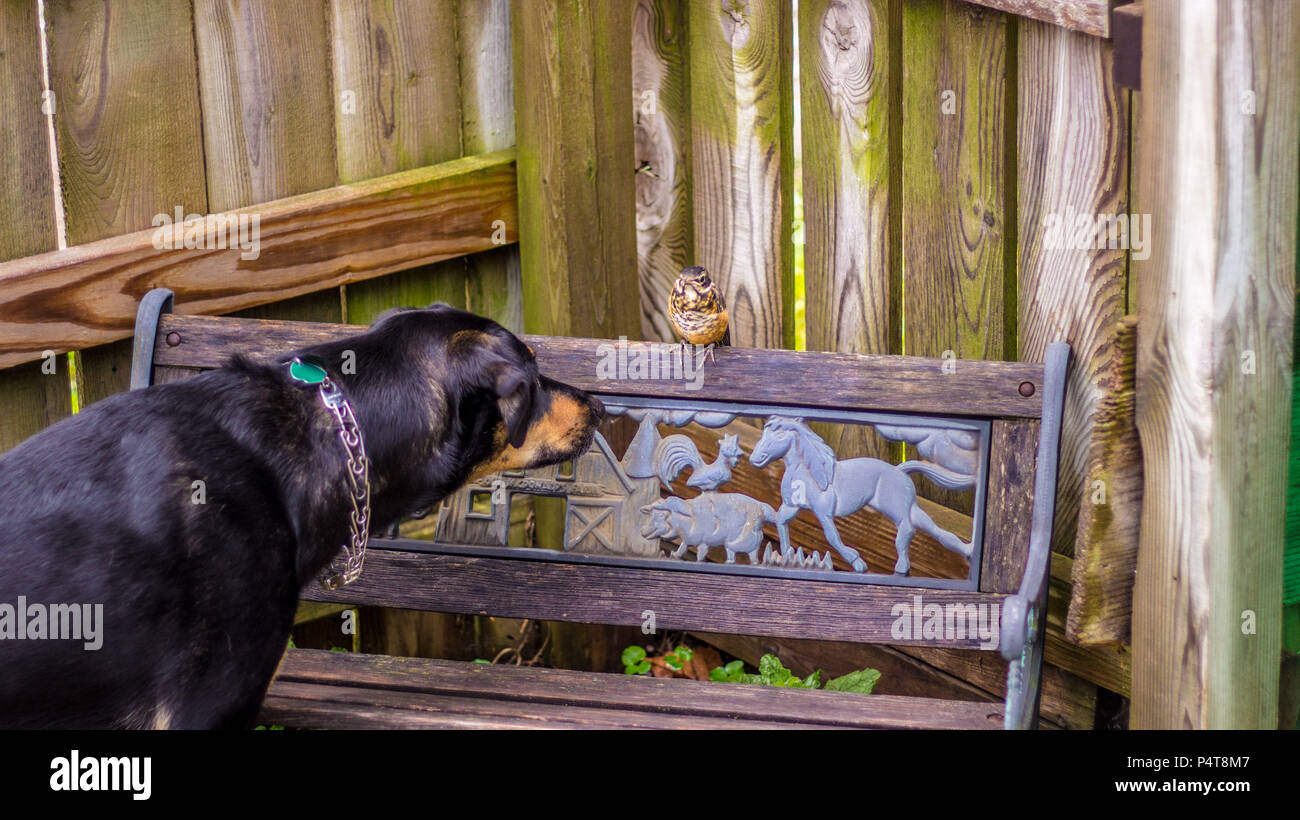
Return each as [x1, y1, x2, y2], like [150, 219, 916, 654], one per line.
[0, 0, 1295, 728]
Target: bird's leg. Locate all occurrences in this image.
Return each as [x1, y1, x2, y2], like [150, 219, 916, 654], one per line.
[701, 343, 718, 365]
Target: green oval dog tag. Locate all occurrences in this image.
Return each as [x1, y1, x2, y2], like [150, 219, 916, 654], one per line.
[289, 358, 328, 385]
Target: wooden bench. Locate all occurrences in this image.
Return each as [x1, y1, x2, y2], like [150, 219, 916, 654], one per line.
[131, 288, 1069, 729]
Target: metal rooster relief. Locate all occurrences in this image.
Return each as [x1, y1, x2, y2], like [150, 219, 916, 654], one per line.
[437, 401, 983, 583]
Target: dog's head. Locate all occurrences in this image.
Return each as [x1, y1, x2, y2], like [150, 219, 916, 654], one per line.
[316, 305, 604, 514]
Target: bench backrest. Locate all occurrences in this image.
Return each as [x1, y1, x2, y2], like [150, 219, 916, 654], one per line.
[131, 289, 1068, 728]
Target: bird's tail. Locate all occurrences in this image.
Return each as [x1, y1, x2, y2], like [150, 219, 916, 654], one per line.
[655, 434, 704, 488]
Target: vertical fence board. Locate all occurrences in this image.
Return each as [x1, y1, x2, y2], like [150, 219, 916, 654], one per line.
[900, 0, 1010, 517]
[513, 0, 640, 671]
[689, 0, 793, 350]
[460, 0, 523, 333]
[799, 0, 898, 460]
[633, 0, 693, 342]
[195, 0, 337, 211]
[46, 0, 209, 406]
[0, 2, 55, 263]
[901, 0, 1009, 363]
[800, 0, 898, 361]
[1132, 0, 1298, 729]
[0, 2, 68, 453]
[1016, 19, 1128, 569]
[513, 0, 639, 341]
[334, 0, 468, 325]
[47, 0, 207, 244]
[194, 0, 342, 324]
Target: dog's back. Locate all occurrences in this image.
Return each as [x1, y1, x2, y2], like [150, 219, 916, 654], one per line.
[0, 373, 304, 728]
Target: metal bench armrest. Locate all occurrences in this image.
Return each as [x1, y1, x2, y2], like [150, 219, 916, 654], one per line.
[129, 288, 175, 390]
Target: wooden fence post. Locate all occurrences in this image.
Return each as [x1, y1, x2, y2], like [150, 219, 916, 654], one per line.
[513, 0, 642, 671]
[513, 0, 640, 341]
[688, 0, 794, 350]
[1132, 0, 1299, 728]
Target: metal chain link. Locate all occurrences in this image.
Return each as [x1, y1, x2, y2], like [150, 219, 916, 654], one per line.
[316, 376, 370, 590]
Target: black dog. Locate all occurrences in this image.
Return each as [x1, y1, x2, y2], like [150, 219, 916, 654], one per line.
[0, 304, 603, 728]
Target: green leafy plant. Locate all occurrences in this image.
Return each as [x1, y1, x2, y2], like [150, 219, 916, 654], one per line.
[622, 644, 695, 675]
[621, 644, 881, 695]
[621, 645, 652, 675]
[710, 654, 879, 694]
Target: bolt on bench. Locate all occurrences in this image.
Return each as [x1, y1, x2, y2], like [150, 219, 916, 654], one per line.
[132, 289, 1068, 729]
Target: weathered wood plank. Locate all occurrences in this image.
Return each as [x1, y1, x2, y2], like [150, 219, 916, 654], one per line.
[330, 0, 461, 182]
[956, 0, 1108, 38]
[262, 681, 817, 729]
[1017, 18, 1129, 562]
[193, 0, 343, 327]
[800, 0, 899, 363]
[901, 0, 1011, 514]
[0, 3, 69, 453]
[46, 0, 207, 245]
[1068, 315, 1141, 644]
[46, 0, 210, 407]
[1046, 553, 1130, 696]
[689, 0, 794, 349]
[901, 0, 1011, 365]
[294, 602, 354, 625]
[152, 313, 1047, 418]
[193, 0, 337, 211]
[799, 0, 900, 462]
[513, 0, 642, 671]
[0, 359, 73, 456]
[1131, 0, 1298, 729]
[333, 0, 468, 326]
[460, 0, 523, 333]
[633, 0, 694, 342]
[513, 0, 639, 341]
[0, 151, 518, 369]
[703, 549, 1131, 699]
[0, 1, 56, 263]
[267, 648, 1003, 729]
[980, 420, 1037, 593]
[300, 546, 1008, 648]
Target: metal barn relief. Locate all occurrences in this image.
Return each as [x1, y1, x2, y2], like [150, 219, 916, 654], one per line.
[435, 401, 989, 589]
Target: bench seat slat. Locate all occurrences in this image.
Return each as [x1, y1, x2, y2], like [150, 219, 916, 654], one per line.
[302, 547, 1008, 649]
[262, 681, 810, 730]
[263, 650, 1003, 730]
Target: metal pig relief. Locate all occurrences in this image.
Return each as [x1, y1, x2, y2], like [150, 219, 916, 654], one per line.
[437, 401, 986, 586]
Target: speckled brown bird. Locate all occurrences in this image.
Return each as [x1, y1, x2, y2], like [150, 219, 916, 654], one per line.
[668, 266, 730, 356]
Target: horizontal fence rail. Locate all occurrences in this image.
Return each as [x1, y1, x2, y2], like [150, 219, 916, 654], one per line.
[0, 151, 517, 370]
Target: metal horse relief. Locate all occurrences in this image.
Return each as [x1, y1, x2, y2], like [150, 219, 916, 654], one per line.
[437, 401, 981, 581]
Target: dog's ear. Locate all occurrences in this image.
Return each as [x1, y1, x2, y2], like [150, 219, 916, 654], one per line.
[493, 362, 535, 449]
[456, 331, 538, 449]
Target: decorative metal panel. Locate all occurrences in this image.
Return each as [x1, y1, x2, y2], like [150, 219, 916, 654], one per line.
[429, 395, 991, 591]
